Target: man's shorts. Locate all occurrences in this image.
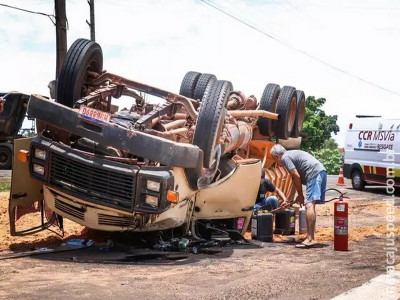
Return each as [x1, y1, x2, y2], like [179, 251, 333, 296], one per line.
[306, 171, 327, 204]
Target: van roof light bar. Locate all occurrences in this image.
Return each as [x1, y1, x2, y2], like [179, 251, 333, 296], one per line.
[355, 115, 381, 118]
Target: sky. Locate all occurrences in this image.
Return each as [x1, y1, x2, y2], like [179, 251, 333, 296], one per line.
[1, 0, 400, 146]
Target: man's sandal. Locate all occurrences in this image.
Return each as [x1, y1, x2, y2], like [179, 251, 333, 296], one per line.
[295, 241, 317, 248]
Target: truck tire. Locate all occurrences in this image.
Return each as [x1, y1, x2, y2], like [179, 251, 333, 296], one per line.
[274, 86, 297, 140]
[193, 80, 232, 168]
[193, 73, 217, 101]
[0, 146, 12, 169]
[179, 71, 202, 98]
[57, 38, 103, 108]
[257, 83, 280, 136]
[290, 90, 306, 138]
[351, 169, 365, 190]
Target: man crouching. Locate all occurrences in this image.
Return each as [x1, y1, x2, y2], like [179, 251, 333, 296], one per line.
[270, 144, 327, 248]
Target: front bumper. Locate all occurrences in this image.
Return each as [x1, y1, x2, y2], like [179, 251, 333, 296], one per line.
[30, 136, 174, 214]
[44, 186, 188, 231]
[27, 94, 201, 169]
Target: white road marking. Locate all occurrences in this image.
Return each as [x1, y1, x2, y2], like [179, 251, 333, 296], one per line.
[331, 270, 400, 300]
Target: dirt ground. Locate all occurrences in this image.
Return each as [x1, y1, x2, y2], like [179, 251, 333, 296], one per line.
[0, 177, 399, 299]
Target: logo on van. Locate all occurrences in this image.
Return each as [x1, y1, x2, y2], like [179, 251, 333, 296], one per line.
[358, 140, 362, 148]
[358, 131, 395, 141]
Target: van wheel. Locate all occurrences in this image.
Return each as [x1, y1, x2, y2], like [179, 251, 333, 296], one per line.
[351, 170, 365, 190]
[57, 39, 103, 108]
[0, 146, 12, 169]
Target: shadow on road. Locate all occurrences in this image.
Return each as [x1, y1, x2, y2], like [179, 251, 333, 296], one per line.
[4, 232, 321, 266]
[25, 241, 265, 266]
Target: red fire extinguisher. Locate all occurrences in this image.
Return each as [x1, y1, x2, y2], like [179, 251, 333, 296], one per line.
[334, 194, 349, 251]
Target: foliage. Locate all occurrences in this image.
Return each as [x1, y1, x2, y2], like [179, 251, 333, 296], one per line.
[0, 178, 10, 192]
[301, 96, 339, 151]
[322, 138, 338, 150]
[314, 148, 343, 175]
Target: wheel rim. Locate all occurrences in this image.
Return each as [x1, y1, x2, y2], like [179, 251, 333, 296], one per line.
[287, 96, 297, 132]
[80, 58, 101, 98]
[353, 173, 361, 187]
[297, 100, 306, 132]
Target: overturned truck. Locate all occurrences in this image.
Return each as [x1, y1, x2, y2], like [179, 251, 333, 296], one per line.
[9, 39, 305, 238]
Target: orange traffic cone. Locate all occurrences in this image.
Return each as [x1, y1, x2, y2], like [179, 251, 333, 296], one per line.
[337, 166, 345, 186]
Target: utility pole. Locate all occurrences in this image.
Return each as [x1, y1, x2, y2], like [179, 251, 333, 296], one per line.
[55, 0, 67, 79]
[86, 0, 95, 41]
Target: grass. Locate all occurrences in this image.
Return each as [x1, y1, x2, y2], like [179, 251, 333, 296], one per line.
[0, 178, 11, 192]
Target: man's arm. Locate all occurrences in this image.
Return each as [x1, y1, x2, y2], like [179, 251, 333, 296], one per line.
[275, 187, 288, 205]
[289, 169, 304, 204]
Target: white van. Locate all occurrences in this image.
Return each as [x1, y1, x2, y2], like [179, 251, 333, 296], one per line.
[343, 117, 400, 190]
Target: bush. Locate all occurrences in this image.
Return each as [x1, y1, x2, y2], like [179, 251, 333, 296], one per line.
[314, 148, 343, 175]
[0, 178, 10, 192]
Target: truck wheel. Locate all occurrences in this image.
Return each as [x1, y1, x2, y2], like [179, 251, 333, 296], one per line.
[179, 71, 202, 98]
[351, 170, 365, 190]
[0, 146, 12, 169]
[290, 90, 306, 138]
[193, 73, 217, 101]
[274, 86, 297, 140]
[57, 38, 103, 108]
[257, 83, 280, 136]
[193, 80, 232, 168]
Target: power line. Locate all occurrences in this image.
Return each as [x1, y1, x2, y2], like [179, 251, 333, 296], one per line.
[199, 0, 400, 97]
[0, 3, 55, 24]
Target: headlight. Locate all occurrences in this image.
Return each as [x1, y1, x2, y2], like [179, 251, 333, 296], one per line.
[145, 195, 159, 207]
[33, 164, 45, 176]
[34, 148, 47, 160]
[146, 180, 160, 192]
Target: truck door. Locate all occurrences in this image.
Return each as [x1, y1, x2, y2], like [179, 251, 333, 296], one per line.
[9, 137, 53, 235]
[193, 160, 262, 220]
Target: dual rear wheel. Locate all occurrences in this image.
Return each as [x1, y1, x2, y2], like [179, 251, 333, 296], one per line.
[179, 71, 217, 101]
[257, 83, 306, 139]
[179, 71, 307, 176]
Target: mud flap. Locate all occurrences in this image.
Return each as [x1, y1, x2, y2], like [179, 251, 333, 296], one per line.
[9, 137, 55, 236]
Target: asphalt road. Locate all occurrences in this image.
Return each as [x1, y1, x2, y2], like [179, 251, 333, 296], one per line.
[0, 177, 399, 300]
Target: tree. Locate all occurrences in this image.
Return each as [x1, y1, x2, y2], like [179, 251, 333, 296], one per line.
[322, 138, 338, 150]
[301, 96, 339, 151]
[314, 148, 343, 175]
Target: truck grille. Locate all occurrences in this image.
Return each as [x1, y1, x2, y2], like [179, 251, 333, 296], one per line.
[49, 152, 135, 211]
[98, 213, 136, 227]
[55, 198, 85, 220]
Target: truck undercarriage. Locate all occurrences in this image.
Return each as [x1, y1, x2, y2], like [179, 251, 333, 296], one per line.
[9, 39, 305, 238]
